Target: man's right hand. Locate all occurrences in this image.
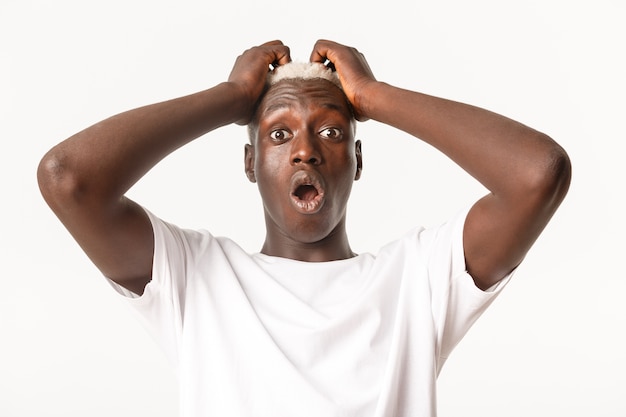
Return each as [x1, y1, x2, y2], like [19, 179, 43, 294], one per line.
[228, 40, 291, 125]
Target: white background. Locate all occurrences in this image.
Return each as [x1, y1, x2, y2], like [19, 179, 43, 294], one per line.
[2, 0, 624, 415]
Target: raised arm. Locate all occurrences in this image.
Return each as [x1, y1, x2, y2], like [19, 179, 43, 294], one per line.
[311, 39, 571, 290]
[38, 41, 291, 295]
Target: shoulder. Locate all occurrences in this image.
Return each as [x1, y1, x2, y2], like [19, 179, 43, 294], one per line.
[379, 206, 470, 261]
[144, 209, 256, 286]
[145, 209, 238, 257]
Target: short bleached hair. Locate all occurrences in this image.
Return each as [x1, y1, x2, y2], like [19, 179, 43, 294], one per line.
[268, 61, 342, 89]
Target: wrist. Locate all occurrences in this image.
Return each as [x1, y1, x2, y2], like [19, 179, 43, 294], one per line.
[353, 80, 385, 122]
[217, 81, 256, 126]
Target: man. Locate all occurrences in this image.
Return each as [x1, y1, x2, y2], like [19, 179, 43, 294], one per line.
[38, 39, 571, 416]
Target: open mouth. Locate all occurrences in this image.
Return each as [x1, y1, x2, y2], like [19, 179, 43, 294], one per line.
[294, 184, 319, 202]
[290, 172, 325, 213]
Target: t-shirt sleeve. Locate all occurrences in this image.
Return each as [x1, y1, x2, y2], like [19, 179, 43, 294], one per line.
[104, 208, 199, 368]
[425, 206, 513, 369]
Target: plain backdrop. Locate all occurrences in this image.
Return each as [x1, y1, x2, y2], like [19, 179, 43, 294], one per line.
[2, 0, 624, 415]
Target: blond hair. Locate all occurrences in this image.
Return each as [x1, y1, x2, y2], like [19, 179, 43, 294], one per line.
[268, 61, 342, 89]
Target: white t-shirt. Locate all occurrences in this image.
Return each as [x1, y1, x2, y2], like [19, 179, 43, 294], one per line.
[109, 207, 511, 417]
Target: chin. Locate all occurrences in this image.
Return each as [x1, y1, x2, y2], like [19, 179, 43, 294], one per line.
[286, 216, 343, 244]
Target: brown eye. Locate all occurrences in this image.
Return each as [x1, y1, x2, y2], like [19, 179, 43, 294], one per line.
[269, 129, 292, 142]
[320, 128, 342, 140]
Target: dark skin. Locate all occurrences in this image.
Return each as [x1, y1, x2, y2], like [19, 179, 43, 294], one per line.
[245, 79, 362, 262]
[38, 40, 571, 296]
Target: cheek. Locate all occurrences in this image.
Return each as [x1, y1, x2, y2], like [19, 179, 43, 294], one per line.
[256, 150, 281, 175]
[336, 147, 358, 174]
[328, 149, 358, 198]
[254, 149, 287, 192]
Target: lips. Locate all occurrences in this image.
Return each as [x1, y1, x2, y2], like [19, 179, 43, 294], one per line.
[289, 170, 326, 214]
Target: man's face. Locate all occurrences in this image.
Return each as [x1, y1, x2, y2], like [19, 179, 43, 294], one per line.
[245, 78, 362, 246]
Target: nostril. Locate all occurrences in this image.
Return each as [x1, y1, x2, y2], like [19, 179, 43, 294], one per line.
[291, 142, 321, 165]
[293, 157, 319, 165]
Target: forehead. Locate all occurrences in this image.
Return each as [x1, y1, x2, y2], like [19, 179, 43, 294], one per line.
[255, 78, 354, 122]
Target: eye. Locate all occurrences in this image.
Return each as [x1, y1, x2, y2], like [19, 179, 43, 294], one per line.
[319, 127, 342, 140]
[269, 129, 292, 142]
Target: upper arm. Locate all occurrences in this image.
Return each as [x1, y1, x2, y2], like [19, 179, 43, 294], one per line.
[38, 154, 154, 296]
[463, 144, 571, 290]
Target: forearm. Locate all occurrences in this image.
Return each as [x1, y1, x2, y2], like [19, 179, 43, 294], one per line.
[39, 82, 246, 207]
[361, 82, 568, 199]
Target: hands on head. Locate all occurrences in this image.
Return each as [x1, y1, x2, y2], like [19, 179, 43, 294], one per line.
[228, 40, 378, 125]
[38, 35, 571, 293]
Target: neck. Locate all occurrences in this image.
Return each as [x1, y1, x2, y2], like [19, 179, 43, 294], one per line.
[260, 218, 355, 262]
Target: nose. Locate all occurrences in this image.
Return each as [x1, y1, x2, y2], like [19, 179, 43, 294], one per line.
[290, 133, 322, 165]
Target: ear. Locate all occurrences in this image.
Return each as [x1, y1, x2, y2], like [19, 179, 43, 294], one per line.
[354, 140, 363, 181]
[244, 144, 256, 183]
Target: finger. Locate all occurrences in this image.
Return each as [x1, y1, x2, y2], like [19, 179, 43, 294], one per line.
[309, 39, 336, 64]
[260, 41, 291, 69]
[271, 46, 291, 67]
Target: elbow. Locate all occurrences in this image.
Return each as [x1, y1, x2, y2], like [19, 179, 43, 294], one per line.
[543, 138, 571, 202]
[528, 135, 572, 210]
[37, 147, 84, 212]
